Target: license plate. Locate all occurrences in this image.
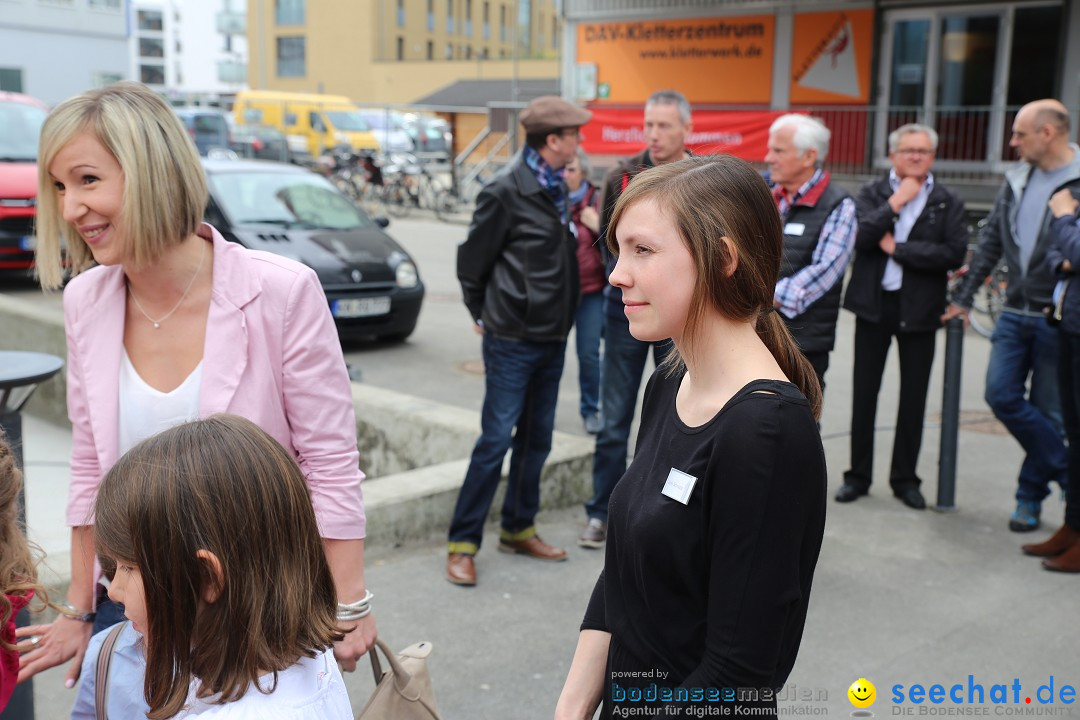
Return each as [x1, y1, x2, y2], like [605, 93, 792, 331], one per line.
[19, 236, 35, 251]
[332, 296, 390, 318]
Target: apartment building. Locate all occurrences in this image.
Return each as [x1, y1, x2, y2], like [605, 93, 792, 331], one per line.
[131, 0, 249, 104]
[246, 0, 560, 104]
[0, 0, 128, 103]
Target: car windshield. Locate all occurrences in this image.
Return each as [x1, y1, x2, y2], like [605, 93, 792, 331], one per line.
[0, 100, 47, 162]
[324, 111, 371, 132]
[209, 171, 375, 230]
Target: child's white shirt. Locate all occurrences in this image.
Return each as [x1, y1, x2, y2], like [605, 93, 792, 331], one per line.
[174, 648, 352, 719]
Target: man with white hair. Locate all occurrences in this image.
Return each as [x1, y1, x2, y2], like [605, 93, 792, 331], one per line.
[766, 113, 857, 395]
[837, 124, 968, 510]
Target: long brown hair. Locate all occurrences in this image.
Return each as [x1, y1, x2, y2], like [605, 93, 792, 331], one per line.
[0, 434, 46, 649]
[95, 415, 343, 719]
[607, 155, 822, 419]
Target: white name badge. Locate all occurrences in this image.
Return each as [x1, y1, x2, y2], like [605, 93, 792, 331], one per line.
[661, 468, 698, 505]
[784, 222, 806, 236]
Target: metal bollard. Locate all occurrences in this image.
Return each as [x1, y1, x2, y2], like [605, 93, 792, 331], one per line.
[935, 317, 965, 512]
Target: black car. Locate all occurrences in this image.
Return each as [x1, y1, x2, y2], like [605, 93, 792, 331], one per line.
[202, 159, 424, 342]
[175, 108, 231, 156]
[229, 122, 290, 163]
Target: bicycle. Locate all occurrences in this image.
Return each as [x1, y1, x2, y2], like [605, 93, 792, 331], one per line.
[380, 152, 459, 220]
[947, 242, 1008, 339]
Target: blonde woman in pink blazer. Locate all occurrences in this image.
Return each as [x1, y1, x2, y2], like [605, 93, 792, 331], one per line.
[18, 82, 375, 688]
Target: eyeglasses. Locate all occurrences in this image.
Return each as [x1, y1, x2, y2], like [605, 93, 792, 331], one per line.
[896, 148, 934, 157]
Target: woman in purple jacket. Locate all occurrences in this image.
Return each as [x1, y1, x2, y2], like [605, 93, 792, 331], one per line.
[566, 148, 606, 435]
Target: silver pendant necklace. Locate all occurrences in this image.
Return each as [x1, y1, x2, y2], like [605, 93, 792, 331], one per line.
[127, 240, 206, 329]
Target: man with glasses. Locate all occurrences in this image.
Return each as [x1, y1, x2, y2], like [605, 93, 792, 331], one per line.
[837, 124, 968, 510]
[449, 96, 591, 585]
[943, 99, 1080, 531]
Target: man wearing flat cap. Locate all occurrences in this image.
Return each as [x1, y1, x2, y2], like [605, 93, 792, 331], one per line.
[448, 95, 592, 586]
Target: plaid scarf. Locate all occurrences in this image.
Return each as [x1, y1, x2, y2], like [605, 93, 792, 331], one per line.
[523, 145, 568, 224]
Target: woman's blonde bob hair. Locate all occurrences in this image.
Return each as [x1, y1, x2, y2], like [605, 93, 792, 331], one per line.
[35, 81, 208, 289]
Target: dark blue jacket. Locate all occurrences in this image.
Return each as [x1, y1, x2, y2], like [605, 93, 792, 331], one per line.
[1047, 213, 1080, 336]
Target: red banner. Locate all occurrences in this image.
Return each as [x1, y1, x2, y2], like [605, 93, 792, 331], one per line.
[579, 108, 782, 161]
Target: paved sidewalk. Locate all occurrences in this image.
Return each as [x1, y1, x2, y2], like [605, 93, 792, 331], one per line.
[17, 315, 1080, 719]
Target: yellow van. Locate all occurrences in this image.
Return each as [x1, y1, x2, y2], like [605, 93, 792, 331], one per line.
[233, 90, 380, 161]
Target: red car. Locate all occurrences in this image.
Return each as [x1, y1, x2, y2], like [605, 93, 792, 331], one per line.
[0, 92, 48, 273]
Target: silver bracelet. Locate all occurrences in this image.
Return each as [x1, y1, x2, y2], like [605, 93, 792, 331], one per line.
[337, 604, 373, 622]
[336, 590, 373, 621]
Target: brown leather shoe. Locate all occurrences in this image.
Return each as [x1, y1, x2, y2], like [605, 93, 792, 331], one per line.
[1022, 524, 1080, 557]
[497, 535, 568, 561]
[446, 553, 477, 585]
[1042, 541, 1080, 573]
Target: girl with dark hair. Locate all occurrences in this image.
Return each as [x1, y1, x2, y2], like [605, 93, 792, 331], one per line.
[556, 155, 827, 719]
[93, 415, 351, 719]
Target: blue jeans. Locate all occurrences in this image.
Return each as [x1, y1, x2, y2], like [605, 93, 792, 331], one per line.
[448, 334, 567, 551]
[984, 311, 1067, 502]
[585, 313, 671, 523]
[575, 292, 604, 418]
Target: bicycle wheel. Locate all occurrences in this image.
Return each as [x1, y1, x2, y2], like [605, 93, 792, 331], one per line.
[969, 260, 1007, 338]
[434, 189, 460, 221]
[384, 180, 412, 218]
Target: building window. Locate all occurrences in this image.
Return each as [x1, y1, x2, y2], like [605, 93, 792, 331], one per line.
[137, 9, 163, 31]
[88, 0, 122, 8]
[480, 47, 489, 60]
[445, 43, 453, 60]
[276, 36, 306, 77]
[538, 12, 543, 50]
[465, 45, 472, 60]
[140, 64, 165, 85]
[139, 37, 165, 58]
[427, 40, 434, 60]
[427, 0, 434, 31]
[446, 0, 453, 34]
[465, 0, 472, 35]
[483, 1, 489, 40]
[552, 15, 557, 48]
[91, 72, 123, 88]
[397, 0, 405, 28]
[0, 68, 23, 93]
[397, 36, 404, 60]
[499, 4, 506, 42]
[275, 0, 305, 25]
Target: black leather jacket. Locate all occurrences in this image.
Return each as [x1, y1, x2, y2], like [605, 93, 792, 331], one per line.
[457, 157, 579, 342]
[843, 175, 968, 332]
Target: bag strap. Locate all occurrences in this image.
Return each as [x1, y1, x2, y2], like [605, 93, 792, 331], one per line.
[367, 638, 418, 696]
[94, 621, 129, 720]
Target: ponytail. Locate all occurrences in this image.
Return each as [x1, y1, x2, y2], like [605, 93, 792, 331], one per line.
[755, 310, 823, 421]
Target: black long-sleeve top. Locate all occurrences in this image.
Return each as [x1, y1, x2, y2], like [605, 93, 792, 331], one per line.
[582, 372, 827, 718]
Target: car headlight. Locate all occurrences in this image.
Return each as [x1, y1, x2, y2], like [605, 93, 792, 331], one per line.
[395, 260, 418, 288]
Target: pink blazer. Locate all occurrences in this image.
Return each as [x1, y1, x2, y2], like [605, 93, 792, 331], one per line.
[63, 224, 365, 539]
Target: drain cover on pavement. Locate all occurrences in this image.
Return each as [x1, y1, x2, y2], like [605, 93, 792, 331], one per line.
[929, 409, 1009, 435]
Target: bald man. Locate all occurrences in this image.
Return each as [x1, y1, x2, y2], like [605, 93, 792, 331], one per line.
[944, 99, 1080, 532]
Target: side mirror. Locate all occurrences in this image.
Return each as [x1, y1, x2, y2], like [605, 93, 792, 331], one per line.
[374, 216, 390, 229]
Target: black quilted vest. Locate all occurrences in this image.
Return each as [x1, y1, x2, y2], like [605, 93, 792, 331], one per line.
[778, 180, 851, 354]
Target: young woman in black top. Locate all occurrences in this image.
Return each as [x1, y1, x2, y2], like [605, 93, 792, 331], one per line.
[555, 155, 827, 720]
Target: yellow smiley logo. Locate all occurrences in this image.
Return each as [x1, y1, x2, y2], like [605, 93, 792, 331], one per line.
[848, 678, 876, 709]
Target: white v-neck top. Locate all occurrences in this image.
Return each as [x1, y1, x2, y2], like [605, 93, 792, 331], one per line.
[118, 349, 203, 456]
